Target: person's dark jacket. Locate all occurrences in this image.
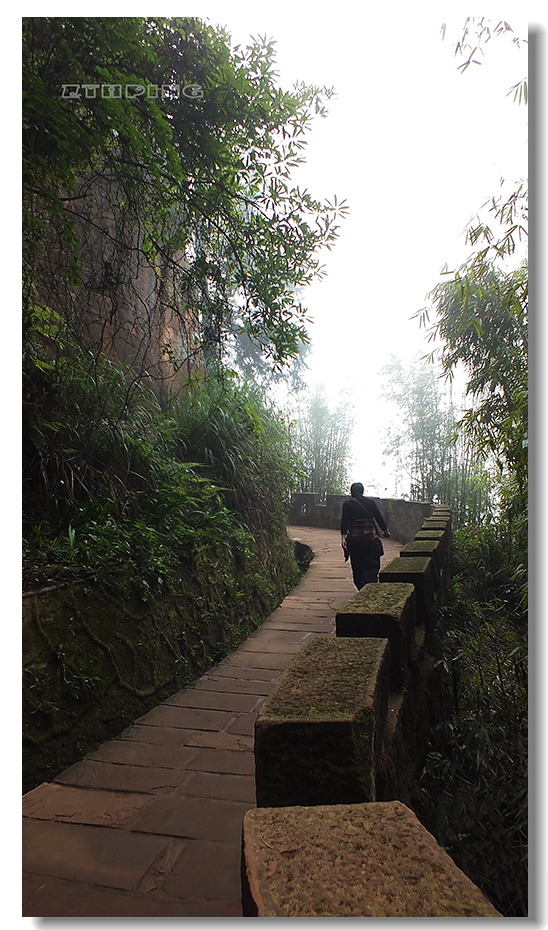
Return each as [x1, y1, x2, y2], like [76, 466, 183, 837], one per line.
[340, 496, 388, 537]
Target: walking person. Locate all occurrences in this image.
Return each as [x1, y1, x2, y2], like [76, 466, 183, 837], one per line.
[341, 483, 390, 589]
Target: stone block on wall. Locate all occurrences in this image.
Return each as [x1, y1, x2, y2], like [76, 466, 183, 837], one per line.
[379, 557, 437, 645]
[380, 499, 433, 544]
[414, 528, 450, 577]
[422, 518, 450, 531]
[254, 637, 390, 808]
[414, 527, 447, 546]
[287, 494, 436, 540]
[335, 583, 415, 691]
[325, 494, 346, 526]
[241, 801, 501, 917]
[380, 690, 419, 802]
[400, 539, 443, 572]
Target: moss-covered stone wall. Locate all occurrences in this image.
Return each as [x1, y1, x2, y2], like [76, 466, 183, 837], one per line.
[22, 535, 309, 793]
[256, 508, 453, 808]
[245, 509, 473, 917]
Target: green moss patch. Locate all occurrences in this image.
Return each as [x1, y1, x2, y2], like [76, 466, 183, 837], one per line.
[243, 802, 501, 917]
[22, 534, 302, 794]
[380, 556, 433, 576]
[338, 582, 415, 618]
[260, 637, 387, 720]
[255, 638, 391, 807]
[335, 584, 416, 691]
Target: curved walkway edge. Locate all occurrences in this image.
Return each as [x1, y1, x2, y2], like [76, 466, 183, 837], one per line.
[22, 527, 401, 918]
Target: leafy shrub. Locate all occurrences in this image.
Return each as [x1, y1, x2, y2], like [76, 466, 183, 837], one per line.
[23, 320, 300, 597]
[414, 524, 528, 916]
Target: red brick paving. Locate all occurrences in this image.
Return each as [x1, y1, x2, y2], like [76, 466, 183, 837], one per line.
[22, 526, 401, 917]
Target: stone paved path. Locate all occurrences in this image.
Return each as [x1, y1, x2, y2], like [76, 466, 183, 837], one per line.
[22, 526, 401, 917]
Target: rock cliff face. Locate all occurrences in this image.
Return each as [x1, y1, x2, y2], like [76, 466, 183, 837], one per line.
[35, 174, 203, 396]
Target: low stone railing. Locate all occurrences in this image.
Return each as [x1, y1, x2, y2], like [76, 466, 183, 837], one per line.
[287, 493, 434, 543]
[242, 507, 500, 917]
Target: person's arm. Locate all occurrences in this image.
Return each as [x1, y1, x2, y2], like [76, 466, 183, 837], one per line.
[368, 499, 390, 537]
[340, 501, 349, 547]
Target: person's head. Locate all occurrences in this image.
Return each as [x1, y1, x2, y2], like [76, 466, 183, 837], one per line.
[350, 482, 364, 498]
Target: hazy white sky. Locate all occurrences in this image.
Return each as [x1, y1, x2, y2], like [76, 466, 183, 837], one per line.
[196, 3, 532, 493]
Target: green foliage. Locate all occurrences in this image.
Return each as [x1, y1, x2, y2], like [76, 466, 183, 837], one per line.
[22, 15, 340, 789]
[22, 355, 304, 789]
[442, 17, 527, 102]
[410, 27, 528, 521]
[287, 387, 354, 501]
[227, 326, 311, 392]
[23, 16, 348, 375]
[415, 525, 527, 916]
[165, 375, 300, 541]
[383, 356, 453, 503]
[417, 19, 528, 508]
[382, 356, 495, 522]
[418, 262, 528, 502]
[23, 321, 300, 608]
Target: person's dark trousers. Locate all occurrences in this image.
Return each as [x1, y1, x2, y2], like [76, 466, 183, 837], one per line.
[349, 542, 381, 590]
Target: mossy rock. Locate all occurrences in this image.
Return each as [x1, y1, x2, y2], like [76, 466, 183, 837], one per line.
[242, 801, 501, 917]
[255, 636, 390, 807]
[292, 538, 314, 573]
[335, 583, 415, 691]
[379, 557, 438, 644]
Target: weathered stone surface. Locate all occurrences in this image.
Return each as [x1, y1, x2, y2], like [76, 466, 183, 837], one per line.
[413, 525, 451, 605]
[400, 538, 442, 571]
[164, 689, 261, 713]
[53, 759, 189, 795]
[129, 796, 253, 843]
[22, 782, 151, 827]
[421, 517, 451, 562]
[414, 528, 449, 565]
[379, 557, 437, 643]
[335, 583, 415, 690]
[380, 691, 421, 803]
[241, 801, 501, 917]
[414, 529, 444, 539]
[287, 496, 433, 543]
[23, 819, 167, 890]
[254, 637, 390, 807]
[292, 538, 314, 573]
